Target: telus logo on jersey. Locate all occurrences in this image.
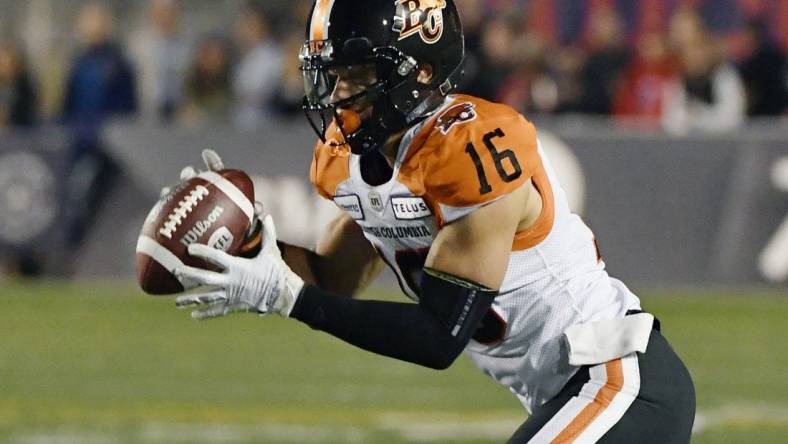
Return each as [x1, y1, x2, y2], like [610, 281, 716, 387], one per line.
[394, 0, 447, 44]
[391, 197, 432, 219]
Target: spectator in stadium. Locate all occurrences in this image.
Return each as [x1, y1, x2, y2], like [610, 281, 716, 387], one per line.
[0, 41, 38, 129]
[178, 35, 233, 125]
[613, 32, 677, 125]
[462, 14, 517, 101]
[668, 6, 704, 52]
[662, 10, 746, 134]
[231, 2, 283, 129]
[495, 33, 560, 114]
[550, 46, 585, 113]
[455, 0, 485, 96]
[0, 42, 42, 276]
[131, 0, 190, 122]
[271, 30, 311, 118]
[61, 2, 137, 249]
[575, 8, 630, 114]
[271, 0, 313, 117]
[62, 2, 138, 135]
[738, 19, 788, 116]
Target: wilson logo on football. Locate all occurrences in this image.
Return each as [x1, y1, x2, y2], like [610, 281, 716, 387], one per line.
[394, 0, 447, 44]
[179, 205, 225, 247]
[436, 102, 477, 134]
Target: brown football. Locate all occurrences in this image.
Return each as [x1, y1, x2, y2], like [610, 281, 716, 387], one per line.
[135, 169, 255, 295]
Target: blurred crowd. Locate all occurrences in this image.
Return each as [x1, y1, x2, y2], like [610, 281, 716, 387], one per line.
[2, 0, 788, 136]
[459, 0, 788, 133]
[1, 0, 787, 136]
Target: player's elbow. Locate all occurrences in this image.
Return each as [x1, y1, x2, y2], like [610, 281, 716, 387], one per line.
[427, 355, 456, 370]
[424, 354, 455, 370]
[423, 341, 464, 370]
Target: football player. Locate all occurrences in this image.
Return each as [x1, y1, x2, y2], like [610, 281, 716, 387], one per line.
[173, 1, 696, 442]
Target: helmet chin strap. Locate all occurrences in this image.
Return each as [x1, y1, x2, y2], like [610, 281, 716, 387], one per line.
[406, 57, 466, 123]
[345, 122, 388, 156]
[344, 88, 408, 156]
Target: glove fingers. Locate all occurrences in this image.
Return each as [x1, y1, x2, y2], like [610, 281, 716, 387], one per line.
[192, 303, 229, 320]
[175, 264, 226, 287]
[187, 244, 232, 269]
[262, 215, 278, 251]
[160, 186, 171, 198]
[180, 166, 197, 181]
[202, 149, 224, 171]
[253, 201, 264, 218]
[227, 304, 255, 315]
[175, 291, 226, 308]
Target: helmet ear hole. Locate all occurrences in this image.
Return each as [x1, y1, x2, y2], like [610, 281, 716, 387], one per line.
[342, 37, 374, 59]
[417, 64, 434, 85]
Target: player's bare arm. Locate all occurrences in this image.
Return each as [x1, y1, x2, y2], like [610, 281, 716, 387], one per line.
[278, 212, 384, 295]
[426, 182, 535, 289]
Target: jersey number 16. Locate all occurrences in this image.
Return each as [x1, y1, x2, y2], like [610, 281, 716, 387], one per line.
[464, 128, 523, 195]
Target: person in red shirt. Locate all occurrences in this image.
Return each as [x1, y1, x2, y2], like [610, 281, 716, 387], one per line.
[613, 32, 677, 125]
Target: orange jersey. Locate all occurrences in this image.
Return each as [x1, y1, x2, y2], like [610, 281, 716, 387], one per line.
[312, 95, 554, 250]
[310, 94, 641, 412]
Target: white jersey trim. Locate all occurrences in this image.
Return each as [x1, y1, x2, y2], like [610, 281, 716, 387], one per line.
[438, 195, 505, 224]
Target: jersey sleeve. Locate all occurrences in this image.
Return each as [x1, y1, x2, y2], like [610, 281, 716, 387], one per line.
[421, 103, 540, 224]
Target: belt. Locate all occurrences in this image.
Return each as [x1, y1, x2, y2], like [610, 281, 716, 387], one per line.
[626, 309, 661, 331]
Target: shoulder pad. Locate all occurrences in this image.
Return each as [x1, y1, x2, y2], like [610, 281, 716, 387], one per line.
[310, 138, 351, 199]
[403, 96, 539, 216]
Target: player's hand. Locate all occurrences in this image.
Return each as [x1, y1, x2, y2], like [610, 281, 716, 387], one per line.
[173, 215, 304, 320]
[159, 149, 225, 197]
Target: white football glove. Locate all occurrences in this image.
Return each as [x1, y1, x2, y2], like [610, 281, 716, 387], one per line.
[173, 215, 304, 320]
[160, 148, 225, 197]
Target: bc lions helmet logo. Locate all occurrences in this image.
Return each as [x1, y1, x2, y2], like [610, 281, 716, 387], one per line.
[436, 102, 477, 134]
[395, 0, 447, 44]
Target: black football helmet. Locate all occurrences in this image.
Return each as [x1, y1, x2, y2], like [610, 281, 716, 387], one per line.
[300, 0, 465, 156]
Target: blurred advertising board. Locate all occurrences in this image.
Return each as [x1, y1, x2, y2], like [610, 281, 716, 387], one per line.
[0, 129, 70, 255]
[40, 118, 788, 287]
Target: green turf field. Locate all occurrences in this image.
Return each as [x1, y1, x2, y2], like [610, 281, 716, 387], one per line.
[0, 282, 786, 443]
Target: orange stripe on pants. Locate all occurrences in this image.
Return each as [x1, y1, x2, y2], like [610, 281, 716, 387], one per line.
[550, 359, 624, 444]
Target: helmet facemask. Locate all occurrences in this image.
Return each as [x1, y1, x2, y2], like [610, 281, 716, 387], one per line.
[300, 39, 423, 156]
[299, 0, 465, 156]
